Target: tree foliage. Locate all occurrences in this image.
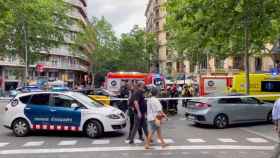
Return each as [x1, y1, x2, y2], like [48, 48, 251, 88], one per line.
[166, 0, 280, 93]
[119, 25, 156, 72]
[90, 16, 120, 74]
[166, 0, 280, 65]
[0, 0, 70, 64]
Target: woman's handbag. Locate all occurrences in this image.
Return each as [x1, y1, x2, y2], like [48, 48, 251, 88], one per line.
[154, 117, 161, 127]
[154, 113, 164, 127]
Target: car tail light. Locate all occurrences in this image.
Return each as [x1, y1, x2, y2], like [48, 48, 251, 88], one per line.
[195, 103, 211, 109]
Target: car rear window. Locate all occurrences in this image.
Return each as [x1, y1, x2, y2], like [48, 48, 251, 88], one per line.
[30, 94, 50, 106]
[219, 98, 242, 104]
[19, 95, 32, 104]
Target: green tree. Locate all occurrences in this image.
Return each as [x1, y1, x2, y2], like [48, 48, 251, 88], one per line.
[91, 16, 119, 74]
[74, 16, 119, 87]
[0, 0, 70, 83]
[166, 0, 280, 94]
[119, 25, 156, 72]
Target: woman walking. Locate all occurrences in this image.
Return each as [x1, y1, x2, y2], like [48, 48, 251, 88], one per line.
[145, 88, 168, 149]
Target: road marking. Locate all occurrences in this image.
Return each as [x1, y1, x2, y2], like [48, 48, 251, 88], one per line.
[187, 139, 206, 143]
[125, 139, 142, 144]
[92, 140, 110, 145]
[218, 138, 237, 143]
[23, 141, 44, 147]
[240, 127, 278, 143]
[0, 145, 274, 155]
[180, 118, 187, 121]
[246, 138, 268, 143]
[157, 138, 174, 144]
[58, 140, 77, 146]
[0, 143, 9, 147]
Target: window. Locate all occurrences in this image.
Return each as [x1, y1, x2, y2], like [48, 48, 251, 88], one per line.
[30, 94, 50, 106]
[261, 81, 280, 92]
[52, 94, 80, 108]
[219, 98, 242, 104]
[156, 9, 160, 17]
[241, 97, 259, 104]
[19, 95, 32, 104]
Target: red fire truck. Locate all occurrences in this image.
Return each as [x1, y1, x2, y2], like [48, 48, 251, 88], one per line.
[106, 72, 165, 93]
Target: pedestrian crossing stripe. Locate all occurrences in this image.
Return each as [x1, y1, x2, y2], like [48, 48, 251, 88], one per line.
[157, 138, 174, 144]
[58, 140, 77, 146]
[187, 139, 206, 143]
[124, 139, 143, 144]
[92, 140, 110, 145]
[23, 141, 44, 147]
[0, 143, 9, 147]
[246, 138, 268, 143]
[0, 145, 274, 155]
[0, 137, 271, 148]
[218, 138, 237, 143]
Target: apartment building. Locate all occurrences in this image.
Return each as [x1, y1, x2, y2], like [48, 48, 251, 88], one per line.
[0, 0, 90, 93]
[145, 0, 189, 77]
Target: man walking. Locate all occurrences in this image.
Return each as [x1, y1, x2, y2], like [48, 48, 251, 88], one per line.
[128, 82, 148, 144]
[271, 98, 280, 158]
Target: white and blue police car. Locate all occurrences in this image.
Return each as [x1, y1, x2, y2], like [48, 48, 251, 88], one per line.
[3, 91, 126, 138]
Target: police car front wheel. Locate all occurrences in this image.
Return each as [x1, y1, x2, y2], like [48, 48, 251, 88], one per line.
[12, 118, 30, 137]
[84, 120, 103, 138]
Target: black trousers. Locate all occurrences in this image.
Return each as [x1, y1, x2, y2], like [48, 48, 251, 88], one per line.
[128, 109, 143, 139]
[128, 111, 140, 141]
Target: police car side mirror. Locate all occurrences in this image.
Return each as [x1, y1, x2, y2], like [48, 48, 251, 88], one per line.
[71, 103, 79, 110]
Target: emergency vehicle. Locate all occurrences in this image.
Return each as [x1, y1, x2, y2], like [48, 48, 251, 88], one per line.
[199, 76, 232, 96]
[105, 72, 165, 92]
[230, 73, 280, 102]
[3, 92, 126, 138]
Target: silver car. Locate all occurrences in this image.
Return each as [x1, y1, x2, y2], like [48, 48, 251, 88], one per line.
[185, 96, 273, 128]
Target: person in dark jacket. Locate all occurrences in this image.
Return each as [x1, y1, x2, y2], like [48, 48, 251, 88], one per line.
[128, 82, 148, 144]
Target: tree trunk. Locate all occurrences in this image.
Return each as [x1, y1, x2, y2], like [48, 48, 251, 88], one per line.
[244, 0, 250, 95]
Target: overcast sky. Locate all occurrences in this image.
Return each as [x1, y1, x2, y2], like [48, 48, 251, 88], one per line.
[87, 0, 149, 36]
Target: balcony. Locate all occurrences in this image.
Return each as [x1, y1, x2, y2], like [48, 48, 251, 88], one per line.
[0, 56, 25, 67]
[33, 62, 89, 72]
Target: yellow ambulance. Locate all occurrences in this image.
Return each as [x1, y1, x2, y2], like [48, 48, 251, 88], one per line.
[230, 73, 280, 102]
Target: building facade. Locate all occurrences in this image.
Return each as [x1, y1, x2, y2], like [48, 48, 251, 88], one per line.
[0, 0, 90, 94]
[145, 0, 188, 77]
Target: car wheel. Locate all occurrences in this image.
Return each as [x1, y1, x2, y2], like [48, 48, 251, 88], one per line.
[267, 112, 272, 123]
[214, 114, 228, 129]
[84, 120, 103, 138]
[12, 118, 30, 137]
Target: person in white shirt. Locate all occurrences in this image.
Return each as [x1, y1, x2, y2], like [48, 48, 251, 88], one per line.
[145, 88, 167, 149]
[271, 98, 280, 158]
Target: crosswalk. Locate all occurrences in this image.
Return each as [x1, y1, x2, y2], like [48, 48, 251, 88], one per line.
[0, 137, 271, 148]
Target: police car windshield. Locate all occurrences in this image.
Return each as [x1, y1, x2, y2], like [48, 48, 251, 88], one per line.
[71, 92, 103, 108]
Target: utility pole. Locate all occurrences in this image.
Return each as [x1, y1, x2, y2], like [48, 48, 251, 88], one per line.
[23, 23, 29, 86]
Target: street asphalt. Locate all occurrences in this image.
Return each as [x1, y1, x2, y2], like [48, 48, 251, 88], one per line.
[0, 100, 278, 158]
